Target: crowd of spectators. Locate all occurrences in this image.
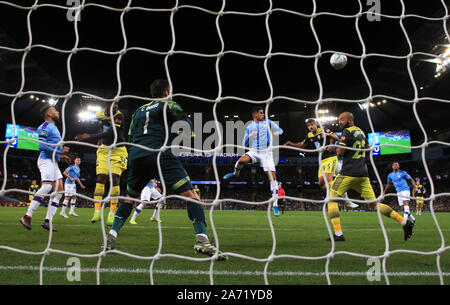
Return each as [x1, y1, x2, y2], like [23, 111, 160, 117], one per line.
[1, 154, 449, 212]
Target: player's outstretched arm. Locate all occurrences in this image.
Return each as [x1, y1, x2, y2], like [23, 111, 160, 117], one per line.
[269, 120, 283, 136]
[77, 178, 86, 189]
[60, 146, 71, 163]
[75, 130, 111, 142]
[242, 128, 251, 147]
[336, 145, 346, 156]
[284, 140, 306, 148]
[325, 131, 340, 142]
[60, 154, 71, 163]
[74, 133, 91, 141]
[63, 171, 75, 181]
[335, 128, 350, 156]
[326, 136, 337, 152]
[382, 183, 391, 197]
[168, 101, 193, 125]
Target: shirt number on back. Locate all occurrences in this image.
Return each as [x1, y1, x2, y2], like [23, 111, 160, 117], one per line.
[352, 140, 366, 159]
[143, 112, 150, 134]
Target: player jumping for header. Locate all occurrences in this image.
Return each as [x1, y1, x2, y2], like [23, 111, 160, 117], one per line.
[223, 106, 283, 216]
[284, 118, 358, 209]
[75, 101, 128, 226]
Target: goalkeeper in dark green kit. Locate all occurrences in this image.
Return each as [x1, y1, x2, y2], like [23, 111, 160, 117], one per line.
[104, 79, 227, 260]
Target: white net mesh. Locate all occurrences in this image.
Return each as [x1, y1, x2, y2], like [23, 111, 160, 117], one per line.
[0, 0, 449, 285]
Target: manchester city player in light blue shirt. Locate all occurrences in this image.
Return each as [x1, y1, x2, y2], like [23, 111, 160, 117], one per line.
[223, 106, 283, 216]
[60, 157, 86, 218]
[20, 104, 70, 232]
[383, 162, 418, 223]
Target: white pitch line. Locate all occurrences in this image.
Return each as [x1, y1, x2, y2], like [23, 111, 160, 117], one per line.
[0, 265, 448, 277]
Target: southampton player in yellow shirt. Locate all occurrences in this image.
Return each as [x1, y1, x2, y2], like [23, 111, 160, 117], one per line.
[194, 184, 201, 198]
[284, 118, 358, 209]
[326, 112, 414, 241]
[285, 119, 337, 189]
[28, 180, 39, 206]
[415, 178, 426, 215]
[75, 101, 128, 225]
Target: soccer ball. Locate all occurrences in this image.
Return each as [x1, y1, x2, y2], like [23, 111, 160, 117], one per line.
[330, 53, 347, 70]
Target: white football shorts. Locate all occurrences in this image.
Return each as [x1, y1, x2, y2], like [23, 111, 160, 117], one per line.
[38, 157, 63, 182]
[245, 150, 276, 172]
[397, 190, 411, 206]
[141, 186, 162, 202]
[64, 183, 77, 197]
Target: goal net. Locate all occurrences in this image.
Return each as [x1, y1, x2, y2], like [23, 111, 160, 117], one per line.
[0, 0, 449, 286]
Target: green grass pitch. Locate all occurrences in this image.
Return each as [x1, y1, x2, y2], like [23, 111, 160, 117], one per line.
[0, 207, 449, 285]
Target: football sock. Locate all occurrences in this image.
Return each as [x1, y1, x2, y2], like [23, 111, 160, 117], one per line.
[61, 199, 69, 214]
[379, 203, 405, 225]
[70, 198, 76, 213]
[110, 201, 134, 235]
[94, 183, 105, 213]
[109, 229, 117, 238]
[234, 161, 244, 175]
[26, 184, 52, 218]
[270, 180, 279, 207]
[26, 201, 41, 218]
[152, 202, 162, 219]
[187, 199, 207, 235]
[109, 186, 120, 216]
[130, 203, 144, 221]
[270, 180, 278, 191]
[328, 201, 342, 236]
[272, 193, 279, 208]
[46, 193, 62, 221]
[404, 205, 415, 221]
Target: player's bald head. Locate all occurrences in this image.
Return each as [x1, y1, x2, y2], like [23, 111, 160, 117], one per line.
[340, 112, 354, 121]
[338, 111, 354, 129]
